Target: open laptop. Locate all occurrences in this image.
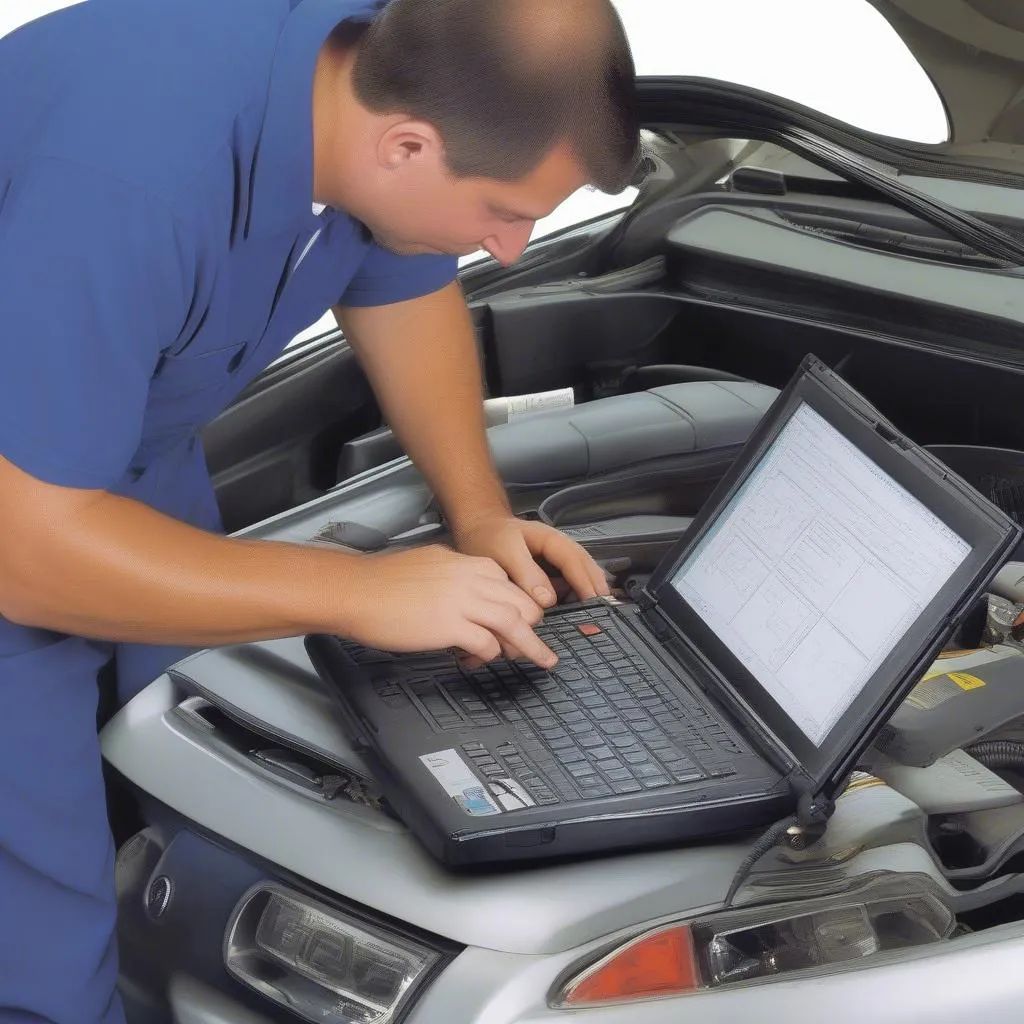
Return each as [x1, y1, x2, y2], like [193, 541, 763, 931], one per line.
[305, 356, 1020, 868]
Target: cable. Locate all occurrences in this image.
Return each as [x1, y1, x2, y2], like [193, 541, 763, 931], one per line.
[723, 814, 799, 908]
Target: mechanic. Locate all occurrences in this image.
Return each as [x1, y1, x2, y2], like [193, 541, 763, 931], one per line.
[0, 0, 638, 1020]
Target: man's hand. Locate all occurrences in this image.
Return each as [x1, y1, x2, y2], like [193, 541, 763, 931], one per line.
[452, 514, 611, 610]
[341, 544, 557, 667]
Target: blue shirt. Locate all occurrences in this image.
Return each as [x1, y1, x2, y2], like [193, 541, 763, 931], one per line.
[0, 0, 457, 497]
[0, 0, 457, 672]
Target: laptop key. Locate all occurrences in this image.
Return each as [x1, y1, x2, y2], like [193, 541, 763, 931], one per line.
[640, 775, 671, 789]
[622, 751, 651, 765]
[610, 735, 640, 749]
[555, 668, 585, 682]
[612, 780, 644, 795]
[539, 726, 568, 741]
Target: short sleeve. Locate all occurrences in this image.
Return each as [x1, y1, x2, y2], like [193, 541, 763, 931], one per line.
[339, 242, 458, 308]
[0, 158, 189, 489]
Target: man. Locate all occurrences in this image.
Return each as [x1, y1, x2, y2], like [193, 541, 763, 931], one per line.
[0, 0, 638, 1020]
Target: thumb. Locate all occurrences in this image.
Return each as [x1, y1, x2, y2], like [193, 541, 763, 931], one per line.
[502, 534, 557, 608]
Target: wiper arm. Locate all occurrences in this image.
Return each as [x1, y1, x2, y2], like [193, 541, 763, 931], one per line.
[788, 127, 1024, 267]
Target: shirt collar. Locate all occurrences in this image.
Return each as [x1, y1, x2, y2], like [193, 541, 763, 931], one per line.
[248, 0, 388, 238]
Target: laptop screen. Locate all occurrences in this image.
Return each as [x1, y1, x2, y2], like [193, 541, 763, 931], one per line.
[669, 400, 972, 747]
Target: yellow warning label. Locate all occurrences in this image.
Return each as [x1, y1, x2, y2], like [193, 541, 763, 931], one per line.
[948, 672, 986, 691]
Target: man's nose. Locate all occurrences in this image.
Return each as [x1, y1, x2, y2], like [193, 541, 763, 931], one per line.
[482, 221, 535, 266]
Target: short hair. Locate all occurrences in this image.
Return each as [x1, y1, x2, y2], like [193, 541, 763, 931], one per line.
[338, 0, 640, 194]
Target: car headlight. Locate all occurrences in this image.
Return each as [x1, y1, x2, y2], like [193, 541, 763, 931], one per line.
[225, 882, 444, 1024]
[551, 873, 955, 1008]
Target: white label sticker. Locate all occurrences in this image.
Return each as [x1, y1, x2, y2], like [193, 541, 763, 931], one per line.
[505, 387, 575, 421]
[420, 749, 502, 816]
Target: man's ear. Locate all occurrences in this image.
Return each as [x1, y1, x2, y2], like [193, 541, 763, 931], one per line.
[376, 119, 446, 170]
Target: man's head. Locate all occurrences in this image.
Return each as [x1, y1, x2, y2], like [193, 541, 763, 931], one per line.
[314, 0, 639, 265]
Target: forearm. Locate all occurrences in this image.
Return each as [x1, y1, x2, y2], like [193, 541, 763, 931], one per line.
[0, 483, 358, 646]
[337, 284, 510, 533]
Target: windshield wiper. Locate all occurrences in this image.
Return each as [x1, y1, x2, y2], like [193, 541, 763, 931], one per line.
[781, 211, 1005, 268]
[787, 127, 1024, 267]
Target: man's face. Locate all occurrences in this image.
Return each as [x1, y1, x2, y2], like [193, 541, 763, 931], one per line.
[355, 139, 589, 267]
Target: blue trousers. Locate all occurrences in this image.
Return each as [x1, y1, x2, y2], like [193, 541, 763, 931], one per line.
[0, 635, 195, 1023]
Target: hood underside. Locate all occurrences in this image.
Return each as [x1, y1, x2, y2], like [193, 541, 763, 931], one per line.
[870, 0, 1024, 145]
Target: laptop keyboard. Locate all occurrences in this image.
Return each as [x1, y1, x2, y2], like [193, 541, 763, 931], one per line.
[373, 608, 744, 804]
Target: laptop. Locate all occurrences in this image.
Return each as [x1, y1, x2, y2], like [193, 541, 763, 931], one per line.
[305, 356, 1020, 868]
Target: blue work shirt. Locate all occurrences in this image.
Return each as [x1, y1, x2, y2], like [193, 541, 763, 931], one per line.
[0, 0, 457, 678]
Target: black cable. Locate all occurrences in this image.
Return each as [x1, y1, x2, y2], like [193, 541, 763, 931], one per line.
[723, 814, 799, 908]
[965, 740, 1024, 772]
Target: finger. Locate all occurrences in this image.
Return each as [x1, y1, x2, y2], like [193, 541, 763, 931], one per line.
[458, 640, 526, 667]
[529, 526, 607, 601]
[586, 553, 613, 597]
[455, 624, 503, 665]
[474, 602, 557, 668]
[491, 578, 545, 625]
[495, 531, 557, 608]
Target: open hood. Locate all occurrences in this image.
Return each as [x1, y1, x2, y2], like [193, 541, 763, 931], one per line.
[869, 0, 1024, 146]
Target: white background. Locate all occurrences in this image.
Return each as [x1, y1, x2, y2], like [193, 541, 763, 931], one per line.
[2, 0, 947, 340]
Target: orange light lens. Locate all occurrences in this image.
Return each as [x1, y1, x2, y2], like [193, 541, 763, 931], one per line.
[563, 926, 701, 1005]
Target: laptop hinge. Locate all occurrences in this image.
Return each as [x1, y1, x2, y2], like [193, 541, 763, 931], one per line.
[634, 588, 659, 616]
[787, 769, 836, 828]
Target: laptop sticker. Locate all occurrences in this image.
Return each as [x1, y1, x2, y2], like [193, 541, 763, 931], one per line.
[420, 749, 502, 816]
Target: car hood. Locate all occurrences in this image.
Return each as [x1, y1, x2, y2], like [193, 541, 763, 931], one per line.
[106, 632, 940, 954]
[869, 0, 1024, 146]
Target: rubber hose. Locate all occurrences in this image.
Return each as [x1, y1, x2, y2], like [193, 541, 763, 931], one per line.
[965, 740, 1024, 772]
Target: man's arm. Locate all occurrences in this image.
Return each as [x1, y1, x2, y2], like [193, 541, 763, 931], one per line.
[335, 282, 508, 535]
[0, 455, 555, 665]
[335, 282, 609, 605]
